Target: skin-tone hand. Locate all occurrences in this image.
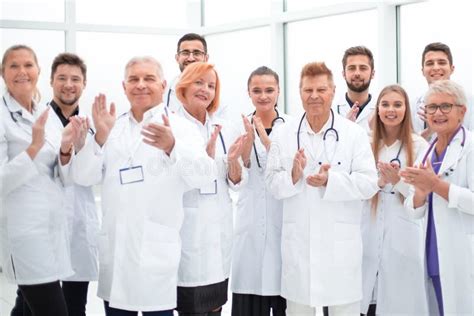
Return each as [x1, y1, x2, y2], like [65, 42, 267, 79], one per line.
[417, 104, 427, 122]
[92, 93, 116, 147]
[61, 116, 90, 153]
[346, 101, 359, 122]
[206, 125, 222, 159]
[253, 116, 271, 151]
[241, 115, 255, 167]
[141, 114, 175, 156]
[291, 148, 307, 185]
[377, 161, 401, 186]
[26, 108, 50, 160]
[400, 160, 448, 207]
[306, 163, 331, 187]
[227, 134, 248, 184]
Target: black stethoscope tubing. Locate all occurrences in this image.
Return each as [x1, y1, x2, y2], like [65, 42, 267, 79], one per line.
[250, 108, 284, 169]
[297, 108, 339, 150]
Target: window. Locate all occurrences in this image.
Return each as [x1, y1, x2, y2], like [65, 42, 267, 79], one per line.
[285, 9, 378, 115]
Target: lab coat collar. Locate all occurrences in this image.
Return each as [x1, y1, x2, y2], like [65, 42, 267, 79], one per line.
[3, 91, 39, 124]
[437, 126, 466, 176]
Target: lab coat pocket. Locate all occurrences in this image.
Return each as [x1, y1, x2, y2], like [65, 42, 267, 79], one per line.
[281, 223, 298, 277]
[334, 222, 361, 267]
[141, 221, 180, 274]
[390, 215, 423, 260]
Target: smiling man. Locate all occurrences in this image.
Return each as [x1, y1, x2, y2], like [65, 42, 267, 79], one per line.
[332, 46, 376, 133]
[412, 42, 473, 140]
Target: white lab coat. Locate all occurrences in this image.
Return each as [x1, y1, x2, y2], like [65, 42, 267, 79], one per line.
[265, 112, 379, 307]
[405, 127, 474, 315]
[0, 92, 73, 285]
[231, 112, 292, 296]
[175, 107, 242, 287]
[332, 93, 376, 134]
[48, 104, 99, 282]
[69, 103, 217, 311]
[361, 134, 429, 315]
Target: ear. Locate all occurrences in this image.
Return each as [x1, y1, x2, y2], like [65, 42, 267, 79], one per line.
[122, 81, 126, 92]
[341, 69, 345, 78]
[175, 53, 179, 63]
[83, 80, 87, 88]
[204, 54, 209, 62]
[371, 69, 375, 79]
[161, 79, 167, 90]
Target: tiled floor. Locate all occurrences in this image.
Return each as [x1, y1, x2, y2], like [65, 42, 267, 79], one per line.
[1, 272, 231, 315]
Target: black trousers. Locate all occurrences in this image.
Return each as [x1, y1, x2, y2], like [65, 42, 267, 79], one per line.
[360, 304, 376, 316]
[10, 281, 68, 316]
[231, 293, 286, 316]
[11, 281, 89, 316]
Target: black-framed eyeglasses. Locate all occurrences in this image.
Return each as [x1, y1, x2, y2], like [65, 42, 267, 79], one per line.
[178, 50, 206, 58]
[425, 103, 461, 114]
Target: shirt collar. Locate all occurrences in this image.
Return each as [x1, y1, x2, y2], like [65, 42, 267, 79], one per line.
[49, 99, 79, 127]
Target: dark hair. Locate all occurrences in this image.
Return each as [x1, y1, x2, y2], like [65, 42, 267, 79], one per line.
[299, 62, 334, 88]
[342, 46, 374, 70]
[50, 52, 87, 81]
[421, 42, 453, 67]
[1, 44, 39, 77]
[177, 33, 207, 53]
[247, 66, 279, 88]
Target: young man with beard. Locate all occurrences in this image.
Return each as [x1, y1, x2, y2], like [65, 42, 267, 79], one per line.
[332, 46, 376, 133]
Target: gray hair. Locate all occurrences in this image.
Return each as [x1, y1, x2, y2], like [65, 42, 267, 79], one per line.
[424, 80, 467, 106]
[124, 56, 164, 80]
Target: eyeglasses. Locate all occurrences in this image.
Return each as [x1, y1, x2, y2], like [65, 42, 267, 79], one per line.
[425, 103, 461, 114]
[178, 50, 206, 58]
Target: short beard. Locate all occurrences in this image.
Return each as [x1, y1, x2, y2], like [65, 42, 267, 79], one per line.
[346, 79, 371, 93]
[58, 96, 79, 106]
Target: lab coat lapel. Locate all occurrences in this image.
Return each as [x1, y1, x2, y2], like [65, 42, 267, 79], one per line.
[437, 130, 464, 176]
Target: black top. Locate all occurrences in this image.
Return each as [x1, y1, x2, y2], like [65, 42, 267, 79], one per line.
[49, 100, 79, 127]
[345, 93, 372, 119]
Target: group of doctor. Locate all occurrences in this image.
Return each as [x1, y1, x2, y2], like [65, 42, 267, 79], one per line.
[0, 36, 472, 316]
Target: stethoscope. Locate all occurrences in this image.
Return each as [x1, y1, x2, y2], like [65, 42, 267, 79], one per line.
[421, 125, 466, 177]
[3, 96, 22, 123]
[390, 141, 404, 167]
[297, 108, 340, 165]
[379, 141, 404, 195]
[166, 89, 172, 108]
[250, 108, 285, 169]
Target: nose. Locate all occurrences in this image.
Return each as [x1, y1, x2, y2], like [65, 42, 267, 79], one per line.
[137, 78, 146, 88]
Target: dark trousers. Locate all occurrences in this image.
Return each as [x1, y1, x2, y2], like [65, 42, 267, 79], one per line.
[361, 304, 376, 316]
[11, 281, 68, 316]
[11, 281, 89, 316]
[178, 309, 221, 316]
[231, 293, 286, 316]
[104, 301, 173, 316]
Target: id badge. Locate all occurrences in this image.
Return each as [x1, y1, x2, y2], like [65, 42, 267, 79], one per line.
[199, 180, 217, 195]
[119, 166, 144, 185]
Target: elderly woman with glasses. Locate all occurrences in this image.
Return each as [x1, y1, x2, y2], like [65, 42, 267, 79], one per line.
[401, 80, 473, 316]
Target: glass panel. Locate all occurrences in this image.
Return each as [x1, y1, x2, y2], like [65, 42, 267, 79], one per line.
[206, 27, 271, 120]
[0, 0, 64, 22]
[0, 29, 65, 103]
[285, 9, 378, 115]
[75, 32, 179, 116]
[286, 0, 356, 12]
[76, 0, 187, 28]
[204, 0, 271, 26]
[399, 1, 473, 104]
